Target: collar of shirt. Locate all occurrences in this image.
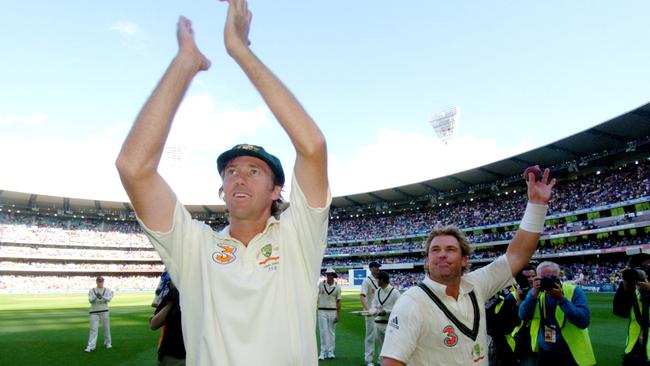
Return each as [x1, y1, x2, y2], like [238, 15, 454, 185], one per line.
[216, 215, 280, 241]
[423, 275, 476, 299]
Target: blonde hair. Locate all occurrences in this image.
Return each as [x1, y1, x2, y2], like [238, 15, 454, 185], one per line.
[424, 224, 473, 273]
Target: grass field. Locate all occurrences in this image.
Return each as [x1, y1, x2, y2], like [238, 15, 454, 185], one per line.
[0, 291, 626, 365]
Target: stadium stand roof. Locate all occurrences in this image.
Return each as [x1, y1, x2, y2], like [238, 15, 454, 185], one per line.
[1, 102, 650, 217]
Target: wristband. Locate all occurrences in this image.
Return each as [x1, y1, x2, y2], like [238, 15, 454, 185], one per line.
[519, 202, 548, 233]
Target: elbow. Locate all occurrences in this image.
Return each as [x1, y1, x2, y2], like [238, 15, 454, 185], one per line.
[298, 134, 327, 160]
[115, 154, 155, 183]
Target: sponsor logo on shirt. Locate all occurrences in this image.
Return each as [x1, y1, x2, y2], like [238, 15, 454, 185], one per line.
[442, 325, 459, 347]
[212, 243, 237, 265]
[389, 316, 399, 329]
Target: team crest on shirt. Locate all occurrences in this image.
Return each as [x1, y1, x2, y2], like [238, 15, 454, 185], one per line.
[257, 243, 280, 270]
[212, 243, 237, 265]
[442, 325, 459, 347]
[472, 343, 485, 363]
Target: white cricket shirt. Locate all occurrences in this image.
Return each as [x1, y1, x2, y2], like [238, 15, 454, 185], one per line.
[139, 174, 331, 366]
[381, 255, 513, 366]
[361, 275, 380, 307]
[317, 281, 341, 311]
[371, 285, 401, 323]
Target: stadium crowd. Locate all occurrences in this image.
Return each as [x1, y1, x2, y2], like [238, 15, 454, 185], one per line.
[0, 161, 647, 293]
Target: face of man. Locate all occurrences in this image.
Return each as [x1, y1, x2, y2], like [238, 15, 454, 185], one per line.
[326, 274, 335, 284]
[537, 266, 560, 279]
[523, 269, 536, 287]
[370, 266, 380, 277]
[221, 156, 281, 221]
[96, 279, 104, 288]
[426, 235, 468, 284]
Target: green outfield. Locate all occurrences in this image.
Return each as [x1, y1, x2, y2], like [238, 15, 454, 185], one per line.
[0, 291, 627, 365]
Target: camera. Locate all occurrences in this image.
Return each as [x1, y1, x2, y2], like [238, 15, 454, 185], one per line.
[622, 267, 647, 284]
[540, 275, 561, 291]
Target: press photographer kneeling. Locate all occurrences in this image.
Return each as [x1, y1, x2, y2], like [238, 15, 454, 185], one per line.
[518, 261, 595, 366]
[613, 249, 650, 365]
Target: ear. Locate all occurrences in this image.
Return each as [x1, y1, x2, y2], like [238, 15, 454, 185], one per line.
[271, 185, 282, 201]
[462, 255, 469, 268]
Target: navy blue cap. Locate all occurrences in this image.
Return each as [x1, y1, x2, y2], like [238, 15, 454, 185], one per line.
[217, 144, 285, 185]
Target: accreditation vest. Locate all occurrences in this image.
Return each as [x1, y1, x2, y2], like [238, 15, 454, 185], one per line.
[505, 288, 524, 352]
[529, 284, 596, 366]
[624, 289, 650, 359]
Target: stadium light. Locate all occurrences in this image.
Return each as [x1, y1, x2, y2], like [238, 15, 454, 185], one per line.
[429, 106, 459, 145]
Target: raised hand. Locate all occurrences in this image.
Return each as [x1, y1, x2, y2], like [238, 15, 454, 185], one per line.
[224, 0, 253, 56]
[526, 167, 556, 205]
[177, 16, 211, 72]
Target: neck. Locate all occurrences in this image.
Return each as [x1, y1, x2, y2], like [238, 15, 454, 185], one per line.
[327, 279, 334, 285]
[380, 284, 388, 289]
[228, 216, 270, 246]
[429, 274, 461, 300]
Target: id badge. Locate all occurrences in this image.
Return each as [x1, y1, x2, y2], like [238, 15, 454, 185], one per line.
[544, 326, 556, 343]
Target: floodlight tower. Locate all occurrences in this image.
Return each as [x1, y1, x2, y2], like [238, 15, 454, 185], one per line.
[429, 106, 459, 145]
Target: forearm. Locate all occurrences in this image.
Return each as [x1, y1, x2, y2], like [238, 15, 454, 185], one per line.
[116, 55, 200, 180]
[382, 357, 406, 366]
[518, 294, 537, 320]
[150, 303, 173, 330]
[612, 284, 632, 318]
[229, 47, 325, 158]
[560, 292, 590, 328]
[506, 203, 547, 275]
[360, 295, 368, 310]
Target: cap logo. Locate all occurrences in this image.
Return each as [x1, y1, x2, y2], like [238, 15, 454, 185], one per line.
[236, 144, 259, 152]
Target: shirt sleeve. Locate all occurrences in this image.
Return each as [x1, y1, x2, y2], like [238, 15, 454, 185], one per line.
[336, 286, 342, 300]
[88, 289, 97, 304]
[558, 286, 590, 329]
[380, 294, 422, 364]
[104, 288, 113, 302]
[465, 255, 514, 301]
[281, 173, 332, 285]
[137, 200, 207, 290]
[361, 279, 369, 297]
[518, 291, 538, 321]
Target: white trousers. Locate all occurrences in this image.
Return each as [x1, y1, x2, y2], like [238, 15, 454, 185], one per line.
[364, 316, 376, 362]
[318, 310, 337, 356]
[87, 312, 111, 349]
[374, 323, 387, 365]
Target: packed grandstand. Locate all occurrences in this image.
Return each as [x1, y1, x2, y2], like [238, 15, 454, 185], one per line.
[1, 104, 649, 293]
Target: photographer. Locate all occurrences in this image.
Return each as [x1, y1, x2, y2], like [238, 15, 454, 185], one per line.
[486, 263, 537, 366]
[613, 251, 650, 365]
[518, 261, 595, 366]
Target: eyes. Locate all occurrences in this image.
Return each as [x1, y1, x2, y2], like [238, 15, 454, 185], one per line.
[224, 166, 263, 178]
[430, 245, 458, 253]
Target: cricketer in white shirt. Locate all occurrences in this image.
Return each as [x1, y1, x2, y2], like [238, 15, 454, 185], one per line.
[317, 276, 342, 359]
[139, 174, 331, 366]
[381, 255, 512, 366]
[370, 282, 401, 364]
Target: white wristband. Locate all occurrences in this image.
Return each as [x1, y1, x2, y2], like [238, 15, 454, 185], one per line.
[519, 202, 548, 233]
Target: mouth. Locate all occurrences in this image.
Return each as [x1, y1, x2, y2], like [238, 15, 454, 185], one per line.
[232, 192, 251, 199]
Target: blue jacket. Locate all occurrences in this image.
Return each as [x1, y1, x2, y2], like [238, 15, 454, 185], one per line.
[518, 285, 590, 353]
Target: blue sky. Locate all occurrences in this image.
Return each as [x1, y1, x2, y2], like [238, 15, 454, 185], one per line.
[1, 0, 649, 204]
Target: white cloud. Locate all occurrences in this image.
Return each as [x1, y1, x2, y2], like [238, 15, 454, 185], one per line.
[108, 20, 147, 47]
[167, 95, 273, 152]
[0, 97, 272, 204]
[0, 113, 48, 126]
[329, 128, 533, 196]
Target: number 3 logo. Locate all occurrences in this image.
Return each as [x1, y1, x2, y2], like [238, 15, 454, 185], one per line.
[212, 244, 237, 265]
[442, 325, 458, 347]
